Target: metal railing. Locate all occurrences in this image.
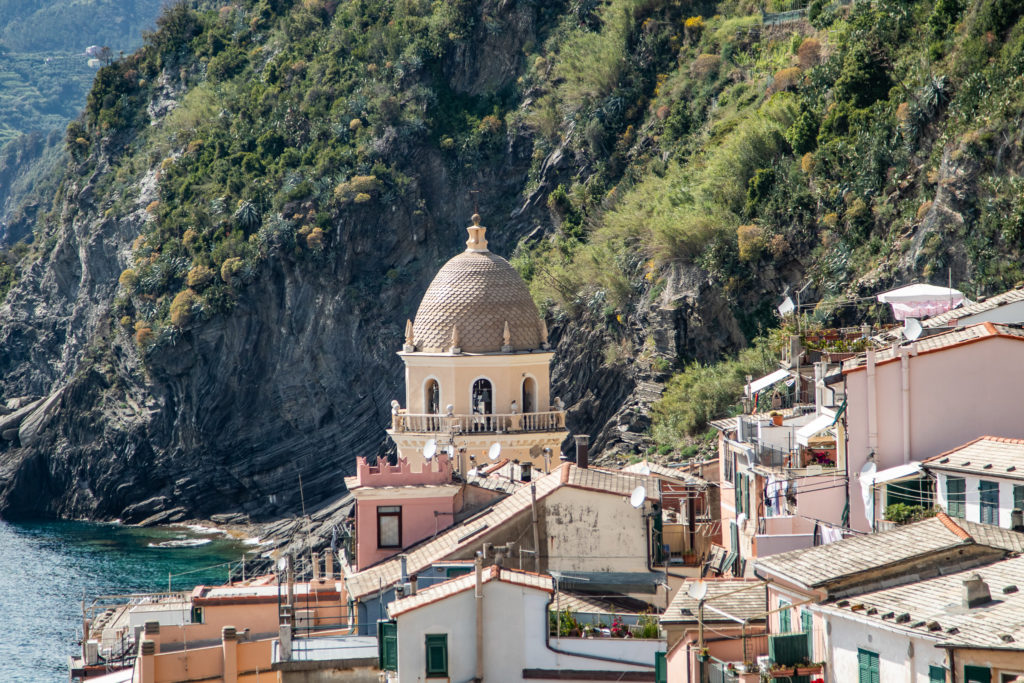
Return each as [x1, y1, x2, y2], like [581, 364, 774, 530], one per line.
[391, 410, 566, 434]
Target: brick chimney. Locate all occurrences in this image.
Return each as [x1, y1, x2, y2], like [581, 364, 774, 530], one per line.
[574, 434, 590, 469]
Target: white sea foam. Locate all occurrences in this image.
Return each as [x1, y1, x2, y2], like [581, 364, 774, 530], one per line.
[148, 538, 214, 548]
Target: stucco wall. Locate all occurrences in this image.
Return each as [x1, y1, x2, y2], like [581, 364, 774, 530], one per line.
[934, 472, 1021, 529]
[822, 611, 947, 683]
[542, 486, 650, 574]
[953, 648, 1024, 682]
[403, 353, 553, 415]
[845, 337, 1024, 531]
[355, 495, 455, 569]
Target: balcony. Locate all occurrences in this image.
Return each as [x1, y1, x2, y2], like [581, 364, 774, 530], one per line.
[390, 410, 566, 435]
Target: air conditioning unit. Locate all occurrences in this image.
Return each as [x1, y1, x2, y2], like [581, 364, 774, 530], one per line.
[295, 609, 316, 630]
[84, 640, 100, 666]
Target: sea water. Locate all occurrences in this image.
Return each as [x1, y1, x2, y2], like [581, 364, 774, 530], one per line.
[0, 519, 257, 682]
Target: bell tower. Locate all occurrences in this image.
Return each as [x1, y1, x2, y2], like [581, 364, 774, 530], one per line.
[388, 214, 567, 474]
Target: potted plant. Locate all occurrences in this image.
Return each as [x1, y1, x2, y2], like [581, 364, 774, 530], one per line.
[770, 411, 783, 426]
[697, 647, 710, 662]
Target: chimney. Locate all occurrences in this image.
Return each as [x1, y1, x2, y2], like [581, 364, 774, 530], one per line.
[963, 573, 991, 608]
[521, 461, 532, 482]
[399, 555, 409, 584]
[410, 574, 418, 596]
[574, 434, 590, 469]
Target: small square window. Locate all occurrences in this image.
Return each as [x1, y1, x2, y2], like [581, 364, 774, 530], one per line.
[425, 633, 448, 677]
[377, 506, 402, 549]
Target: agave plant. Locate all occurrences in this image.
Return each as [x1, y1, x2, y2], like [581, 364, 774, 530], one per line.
[234, 199, 261, 232]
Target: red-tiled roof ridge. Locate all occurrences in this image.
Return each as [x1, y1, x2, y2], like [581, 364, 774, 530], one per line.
[983, 320, 999, 335]
[560, 461, 572, 483]
[388, 564, 554, 617]
[484, 457, 509, 474]
[921, 435, 1024, 464]
[935, 510, 973, 541]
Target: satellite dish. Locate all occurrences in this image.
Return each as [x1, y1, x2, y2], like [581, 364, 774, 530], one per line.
[903, 317, 923, 341]
[423, 439, 437, 461]
[629, 486, 646, 509]
[467, 468, 478, 477]
[488, 442, 502, 461]
[777, 296, 796, 316]
[686, 580, 709, 602]
[639, 460, 651, 476]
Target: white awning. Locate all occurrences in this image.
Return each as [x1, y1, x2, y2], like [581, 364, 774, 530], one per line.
[745, 369, 790, 397]
[872, 462, 923, 486]
[796, 413, 836, 447]
[877, 284, 966, 321]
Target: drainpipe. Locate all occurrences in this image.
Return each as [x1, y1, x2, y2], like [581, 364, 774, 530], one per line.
[866, 349, 878, 454]
[530, 483, 541, 573]
[475, 552, 484, 682]
[900, 347, 911, 464]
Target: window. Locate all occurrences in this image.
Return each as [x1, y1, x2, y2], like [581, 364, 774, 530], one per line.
[377, 506, 402, 548]
[857, 648, 879, 683]
[1000, 673, 1024, 683]
[980, 481, 999, 525]
[378, 621, 397, 671]
[778, 600, 791, 633]
[946, 477, 966, 518]
[521, 376, 536, 413]
[964, 665, 991, 683]
[190, 606, 203, 624]
[425, 634, 448, 678]
[424, 379, 440, 414]
[725, 452, 735, 485]
[929, 665, 945, 683]
[1014, 485, 1024, 512]
[471, 379, 492, 414]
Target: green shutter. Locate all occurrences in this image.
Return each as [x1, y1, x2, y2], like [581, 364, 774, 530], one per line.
[654, 651, 667, 683]
[425, 634, 448, 677]
[769, 632, 808, 666]
[929, 665, 946, 683]
[1014, 484, 1024, 511]
[947, 477, 966, 518]
[801, 610, 813, 658]
[964, 665, 991, 683]
[857, 649, 879, 683]
[778, 600, 791, 634]
[378, 620, 397, 671]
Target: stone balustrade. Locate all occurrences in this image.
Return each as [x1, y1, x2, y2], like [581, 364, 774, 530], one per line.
[391, 410, 566, 434]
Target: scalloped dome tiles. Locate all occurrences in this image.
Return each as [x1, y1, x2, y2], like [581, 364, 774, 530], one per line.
[411, 233, 543, 354]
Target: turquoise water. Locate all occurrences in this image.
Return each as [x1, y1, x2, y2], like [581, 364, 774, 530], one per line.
[0, 520, 256, 682]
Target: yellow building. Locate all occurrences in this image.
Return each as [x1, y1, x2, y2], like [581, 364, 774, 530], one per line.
[388, 214, 567, 473]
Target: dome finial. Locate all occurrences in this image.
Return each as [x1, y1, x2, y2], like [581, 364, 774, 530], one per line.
[466, 213, 488, 252]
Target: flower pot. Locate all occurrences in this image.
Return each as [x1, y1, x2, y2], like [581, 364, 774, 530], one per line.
[796, 665, 823, 675]
[771, 414, 783, 426]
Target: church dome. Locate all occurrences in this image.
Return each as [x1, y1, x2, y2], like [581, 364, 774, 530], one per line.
[411, 217, 543, 353]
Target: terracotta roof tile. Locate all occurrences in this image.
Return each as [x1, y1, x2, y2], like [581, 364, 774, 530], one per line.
[662, 579, 767, 624]
[388, 566, 553, 617]
[845, 323, 1024, 373]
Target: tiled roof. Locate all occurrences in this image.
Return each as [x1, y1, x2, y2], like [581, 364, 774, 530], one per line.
[817, 555, 1024, 651]
[411, 244, 543, 353]
[388, 566, 553, 617]
[922, 287, 1024, 328]
[845, 323, 1024, 372]
[344, 464, 659, 599]
[709, 417, 737, 433]
[922, 436, 1024, 482]
[621, 461, 709, 486]
[754, 513, 1020, 589]
[662, 579, 767, 624]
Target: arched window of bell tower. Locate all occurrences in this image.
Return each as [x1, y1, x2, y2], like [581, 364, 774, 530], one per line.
[522, 376, 537, 414]
[471, 378, 493, 415]
[424, 378, 441, 414]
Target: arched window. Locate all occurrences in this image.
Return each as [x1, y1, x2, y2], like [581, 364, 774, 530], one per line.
[424, 379, 440, 414]
[522, 376, 537, 413]
[472, 379, 493, 415]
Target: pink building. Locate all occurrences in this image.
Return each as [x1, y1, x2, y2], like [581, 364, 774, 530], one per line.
[842, 322, 1024, 530]
[344, 454, 461, 569]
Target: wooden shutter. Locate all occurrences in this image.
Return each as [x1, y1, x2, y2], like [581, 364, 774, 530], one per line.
[778, 600, 791, 634]
[929, 665, 946, 683]
[425, 634, 448, 677]
[964, 665, 991, 683]
[769, 632, 808, 666]
[377, 620, 397, 671]
[801, 610, 813, 658]
[654, 651, 667, 683]
[857, 648, 879, 683]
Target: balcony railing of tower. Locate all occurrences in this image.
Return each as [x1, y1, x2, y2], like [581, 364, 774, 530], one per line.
[391, 409, 566, 434]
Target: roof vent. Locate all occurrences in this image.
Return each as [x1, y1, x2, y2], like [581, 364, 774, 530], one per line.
[1003, 585, 1019, 594]
[963, 573, 992, 608]
[896, 613, 911, 623]
[1001, 634, 1016, 643]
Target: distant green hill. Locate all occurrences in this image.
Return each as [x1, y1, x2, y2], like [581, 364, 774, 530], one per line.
[0, 0, 165, 144]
